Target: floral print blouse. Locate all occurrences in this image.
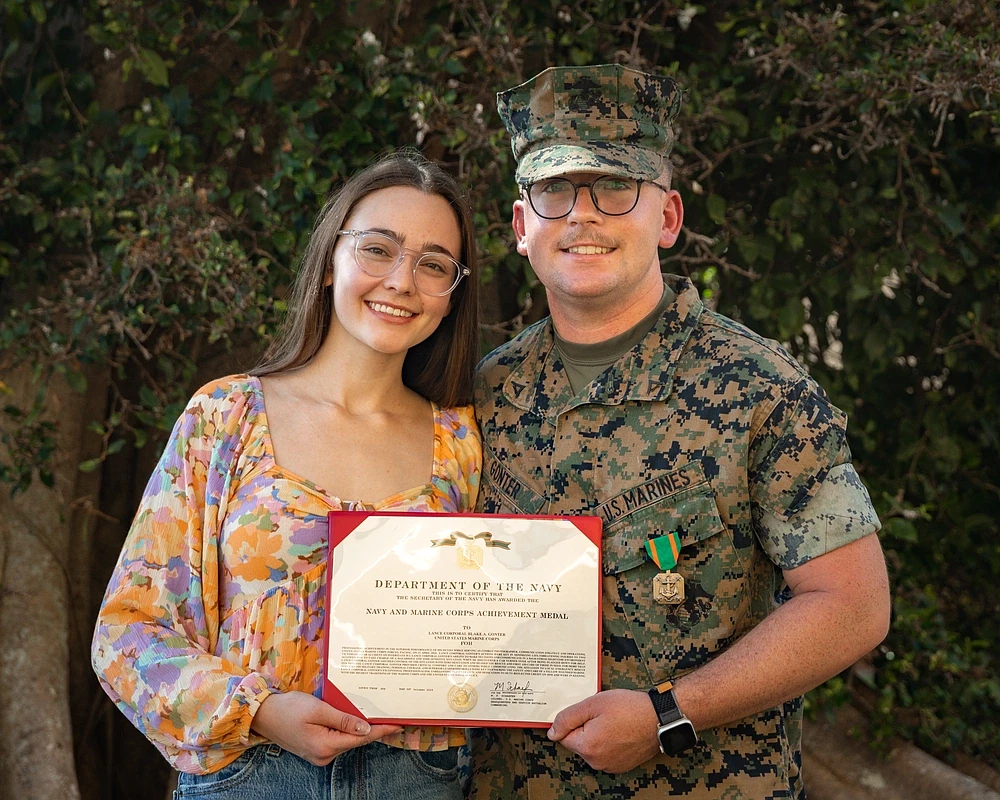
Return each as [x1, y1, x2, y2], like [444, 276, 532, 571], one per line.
[92, 375, 482, 775]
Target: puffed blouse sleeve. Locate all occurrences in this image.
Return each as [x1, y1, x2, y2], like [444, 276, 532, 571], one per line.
[91, 379, 271, 774]
[434, 404, 482, 512]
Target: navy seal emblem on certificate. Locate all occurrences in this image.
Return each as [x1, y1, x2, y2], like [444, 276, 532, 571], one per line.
[322, 512, 602, 728]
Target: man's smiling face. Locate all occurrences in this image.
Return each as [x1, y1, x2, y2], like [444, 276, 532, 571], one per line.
[512, 171, 682, 315]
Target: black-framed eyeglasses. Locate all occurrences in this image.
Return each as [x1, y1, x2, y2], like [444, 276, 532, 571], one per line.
[337, 230, 470, 297]
[520, 176, 670, 220]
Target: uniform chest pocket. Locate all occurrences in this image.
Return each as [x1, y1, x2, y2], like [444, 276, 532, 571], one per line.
[602, 465, 748, 684]
[479, 443, 547, 515]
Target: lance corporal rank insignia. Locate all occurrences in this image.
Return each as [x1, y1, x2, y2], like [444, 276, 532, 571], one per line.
[646, 531, 685, 605]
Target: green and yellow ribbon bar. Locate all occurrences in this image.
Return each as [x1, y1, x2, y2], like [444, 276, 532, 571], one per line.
[645, 531, 682, 570]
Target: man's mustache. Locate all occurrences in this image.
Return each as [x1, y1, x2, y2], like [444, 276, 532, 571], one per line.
[556, 234, 619, 249]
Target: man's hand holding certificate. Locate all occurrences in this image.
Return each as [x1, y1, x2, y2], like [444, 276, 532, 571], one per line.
[323, 512, 601, 727]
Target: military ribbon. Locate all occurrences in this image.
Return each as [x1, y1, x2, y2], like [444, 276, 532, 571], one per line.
[645, 531, 681, 570]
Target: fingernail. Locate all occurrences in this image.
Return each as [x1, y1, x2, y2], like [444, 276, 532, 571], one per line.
[546, 728, 556, 740]
[356, 721, 371, 734]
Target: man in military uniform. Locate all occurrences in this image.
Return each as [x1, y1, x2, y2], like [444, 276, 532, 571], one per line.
[469, 64, 891, 798]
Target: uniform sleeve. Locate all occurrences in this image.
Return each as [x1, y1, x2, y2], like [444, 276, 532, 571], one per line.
[749, 379, 881, 569]
[91, 385, 272, 774]
[435, 404, 483, 511]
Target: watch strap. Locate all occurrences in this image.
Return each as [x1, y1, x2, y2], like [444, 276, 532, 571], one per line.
[648, 681, 683, 725]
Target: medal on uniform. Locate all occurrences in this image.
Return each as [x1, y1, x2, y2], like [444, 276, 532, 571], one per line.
[646, 532, 685, 604]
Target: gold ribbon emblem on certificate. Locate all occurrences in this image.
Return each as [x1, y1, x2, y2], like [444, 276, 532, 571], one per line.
[447, 683, 478, 713]
[653, 571, 685, 604]
[431, 531, 511, 548]
[431, 531, 510, 571]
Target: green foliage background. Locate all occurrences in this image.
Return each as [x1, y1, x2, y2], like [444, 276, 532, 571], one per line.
[2, 0, 998, 781]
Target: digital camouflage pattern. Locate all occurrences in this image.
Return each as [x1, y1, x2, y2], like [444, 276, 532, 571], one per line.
[469, 276, 880, 799]
[497, 64, 682, 184]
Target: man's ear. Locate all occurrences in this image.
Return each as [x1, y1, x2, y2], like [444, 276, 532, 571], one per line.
[512, 198, 529, 257]
[659, 190, 684, 249]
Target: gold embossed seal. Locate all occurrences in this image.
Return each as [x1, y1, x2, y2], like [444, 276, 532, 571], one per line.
[447, 683, 478, 713]
[457, 543, 483, 570]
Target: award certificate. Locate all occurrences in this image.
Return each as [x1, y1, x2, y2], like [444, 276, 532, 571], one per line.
[323, 512, 602, 727]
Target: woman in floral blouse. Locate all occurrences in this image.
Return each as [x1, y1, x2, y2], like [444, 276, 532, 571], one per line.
[92, 152, 482, 799]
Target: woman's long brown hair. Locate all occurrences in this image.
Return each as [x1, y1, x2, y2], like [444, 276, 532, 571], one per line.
[254, 151, 480, 407]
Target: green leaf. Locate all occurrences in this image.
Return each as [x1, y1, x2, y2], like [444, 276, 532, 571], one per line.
[939, 260, 966, 285]
[735, 235, 760, 265]
[65, 370, 87, 393]
[769, 197, 791, 220]
[938, 205, 964, 236]
[136, 48, 170, 87]
[882, 517, 918, 543]
[931, 435, 962, 472]
[139, 385, 158, 408]
[706, 194, 726, 224]
[863, 326, 887, 360]
[272, 230, 295, 254]
[78, 458, 103, 473]
[32, 211, 50, 233]
[777, 298, 804, 335]
[718, 109, 749, 138]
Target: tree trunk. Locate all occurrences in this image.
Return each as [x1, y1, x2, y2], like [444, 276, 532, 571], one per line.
[0, 365, 103, 799]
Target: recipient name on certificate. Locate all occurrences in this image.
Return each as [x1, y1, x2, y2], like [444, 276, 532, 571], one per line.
[323, 512, 602, 727]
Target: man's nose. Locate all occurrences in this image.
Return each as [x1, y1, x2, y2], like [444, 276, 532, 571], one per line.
[566, 185, 602, 221]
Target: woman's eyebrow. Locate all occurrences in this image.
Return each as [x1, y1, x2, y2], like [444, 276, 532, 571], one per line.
[367, 227, 457, 259]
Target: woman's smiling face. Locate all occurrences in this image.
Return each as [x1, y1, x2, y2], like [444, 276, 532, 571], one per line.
[326, 185, 461, 359]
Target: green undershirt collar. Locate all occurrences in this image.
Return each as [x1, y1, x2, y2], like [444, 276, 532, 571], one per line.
[553, 281, 675, 395]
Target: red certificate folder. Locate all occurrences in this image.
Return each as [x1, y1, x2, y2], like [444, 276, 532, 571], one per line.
[322, 511, 602, 728]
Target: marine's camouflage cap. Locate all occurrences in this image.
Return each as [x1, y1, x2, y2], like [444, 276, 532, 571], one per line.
[497, 64, 681, 184]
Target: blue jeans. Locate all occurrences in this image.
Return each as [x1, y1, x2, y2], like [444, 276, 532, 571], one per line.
[174, 742, 465, 800]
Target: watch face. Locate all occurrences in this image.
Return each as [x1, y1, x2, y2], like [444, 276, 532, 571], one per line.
[658, 721, 698, 755]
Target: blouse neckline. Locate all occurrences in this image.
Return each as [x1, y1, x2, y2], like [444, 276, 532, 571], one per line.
[245, 374, 443, 510]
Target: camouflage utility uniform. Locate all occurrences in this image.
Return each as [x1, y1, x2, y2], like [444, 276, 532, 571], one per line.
[469, 276, 880, 799]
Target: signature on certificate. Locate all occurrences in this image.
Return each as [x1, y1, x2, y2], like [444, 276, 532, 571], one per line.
[493, 680, 534, 694]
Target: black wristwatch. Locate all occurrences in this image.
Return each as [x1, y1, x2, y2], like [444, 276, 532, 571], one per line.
[648, 681, 698, 755]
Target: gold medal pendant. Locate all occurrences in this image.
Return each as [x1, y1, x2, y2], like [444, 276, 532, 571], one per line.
[653, 571, 685, 604]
